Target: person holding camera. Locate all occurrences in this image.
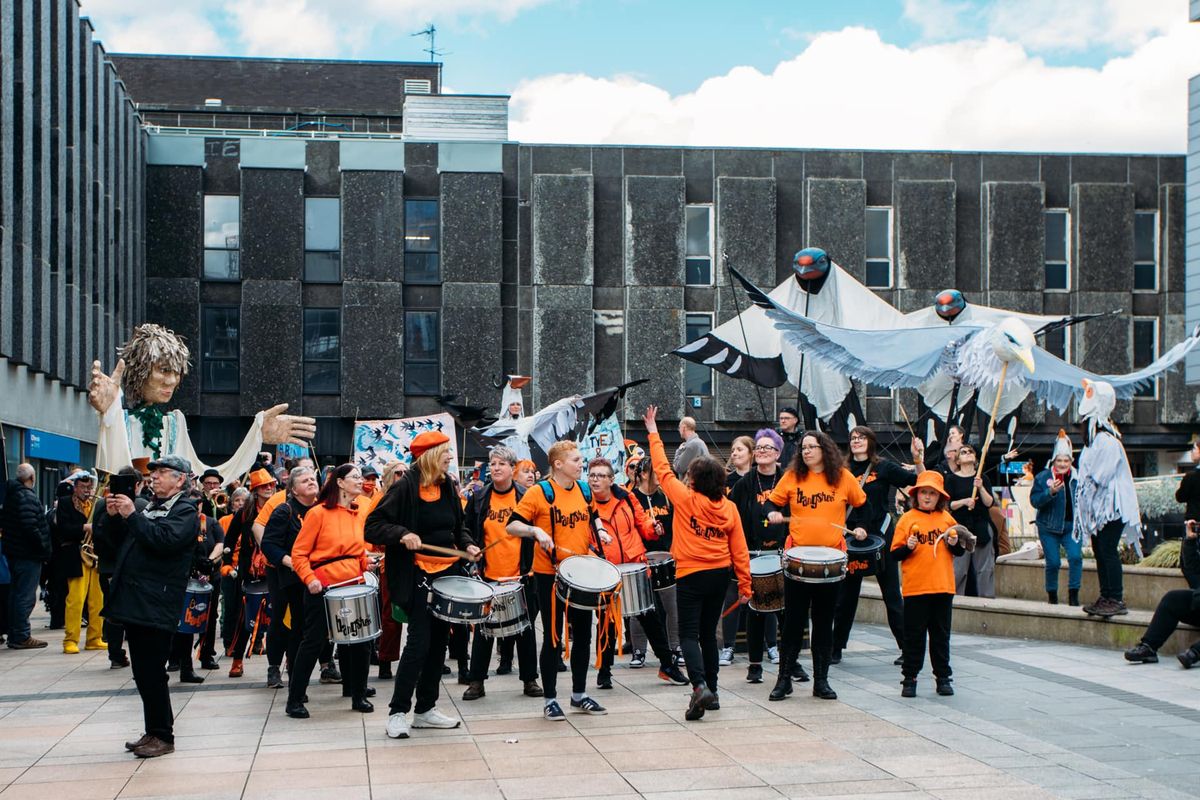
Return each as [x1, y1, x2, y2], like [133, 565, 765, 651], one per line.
[1030, 432, 1082, 606]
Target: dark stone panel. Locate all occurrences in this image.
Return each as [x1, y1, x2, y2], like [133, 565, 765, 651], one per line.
[1072, 182, 1133, 294]
[593, 286, 622, 310]
[1158, 156, 1184, 184]
[518, 203, 531, 285]
[1161, 184, 1184, 295]
[1131, 292, 1161, 318]
[684, 148, 714, 203]
[716, 177, 776, 288]
[502, 196, 517, 242]
[341, 170, 404, 282]
[198, 395, 239, 417]
[146, 165, 202, 279]
[442, 289, 504, 409]
[301, 396, 340, 417]
[532, 285, 593, 407]
[502, 239, 517, 287]
[202, 138, 240, 194]
[532, 174, 593, 286]
[145, 277, 200, 415]
[625, 288, 684, 412]
[776, 168, 805, 283]
[1161, 314, 1194, 423]
[341, 279, 403, 418]
[952, 154, 982, 293]
[894, 289, 927, 314]
[986, 290, 1042, 315]
[593, 309, 625, 397]
[1042, 291, 1069, 316]
[1040, 155, 1071, 208]
[239, 279, 302, 416]
[684, 287, 716, 311]
[804, 151, 862, 179]
[199, 281, 240, 305]
[593, 199, 622, 287]
[502, 143, 518, 197]
[713, 298, 774, 423]
[241, 168, 304, 280]
[894, 152, 951, 180]
[518, 308, 532, 376]
[1074, 291, 1133, 423]
[531, 145, 591, 175]
[517, 146, 531, 202]
[981, 154, 1039, 182]
[981, 181, 1044, 293]
[622, 147, 683, 176]
[404, 166, 439, 197]
[442, 172, 502, 284]
[403, 284, 440, 307]
[806, 178, 866, 282]
[592, 146, 622, 203]
[624, 175, 684, 286]
[1070, 155, 1127, 184]
[304, 141, 340, 196]
[1127, 156, 1158, 209]
[0, 0, 13, 358]
[405, 142, 436, 169]
[863, 151, 893, 205]
[714, 149, 772, 178]
[301, 283, 341, 307]
[895, 180, 955, 290]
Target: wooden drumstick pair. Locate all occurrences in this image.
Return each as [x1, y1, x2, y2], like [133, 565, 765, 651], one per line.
[418, 543, 481, 562]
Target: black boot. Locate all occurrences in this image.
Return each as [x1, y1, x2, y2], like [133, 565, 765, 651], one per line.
[1178, 646, 1200, 670]
[812, 655, 837, 700]
[791, 657, 809, 683]
[830, 647, 842, 665]
[768, 670, 793, 701]
[1068, 589, 1080, 607]
[1047, 591, 1058, 605]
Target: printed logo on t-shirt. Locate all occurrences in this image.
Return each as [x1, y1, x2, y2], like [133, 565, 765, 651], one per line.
[908, 524, 949, 546]
[486, 506, 513, 525]
[551, 506, 589, 528]
[794, 488, 837, 509]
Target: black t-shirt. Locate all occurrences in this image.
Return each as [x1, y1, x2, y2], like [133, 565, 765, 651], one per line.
[846, 458, 917, 536]
[729, 469, 788, 551]
[944, 470, 991, 546]
[726, 470, 749, 493]
[415, 486, 460, 550]
[633, 487, 672, 551]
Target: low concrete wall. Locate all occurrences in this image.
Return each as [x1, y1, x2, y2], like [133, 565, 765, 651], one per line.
[995, 560, 1189, 611]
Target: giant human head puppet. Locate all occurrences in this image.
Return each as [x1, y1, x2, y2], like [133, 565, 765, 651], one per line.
[934, 289, 966, 322]
[119, 324, 191, 407]
[792, 247, 831, 293]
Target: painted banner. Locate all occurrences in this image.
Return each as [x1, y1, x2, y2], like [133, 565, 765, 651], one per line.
[352, 413, 459, 475]
[578, 414, 628, 485]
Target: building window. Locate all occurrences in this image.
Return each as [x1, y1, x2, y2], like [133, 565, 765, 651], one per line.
[1044, 210, 1069, 291]
[1132, 317, 1158, 398]
[1133, 211, 1158, 292]
[405, 199, 440, 284]
[200, 306, 240, 392]
[405, 310, 440, 395]
[1043, 326, 1070, 362]
[685, 205, 713, 286]
[203, 195, 240, 280]
[303, 309, 341, 394]
[865, 207, 892, 288]
[685, 313, 713, 397]
[865, 384, 893, 399]
[305, 197, 341, 282]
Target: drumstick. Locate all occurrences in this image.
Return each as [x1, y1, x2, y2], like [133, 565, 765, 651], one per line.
[479, 538, 507, 554]
[419, 543, 480, 562]
[721, 601, 741, 619]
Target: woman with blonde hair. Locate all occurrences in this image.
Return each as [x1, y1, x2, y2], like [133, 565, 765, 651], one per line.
[366, 432, 481, 739]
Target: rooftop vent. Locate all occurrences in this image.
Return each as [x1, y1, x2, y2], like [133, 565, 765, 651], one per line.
[204, 98, 222, 107]
[403, 79, 432, 95]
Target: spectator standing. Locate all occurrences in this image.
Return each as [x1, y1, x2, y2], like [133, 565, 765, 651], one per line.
[2, 464, 51, 649]
[1029, 432, 1082, 606]
[672, 417, 710, 476]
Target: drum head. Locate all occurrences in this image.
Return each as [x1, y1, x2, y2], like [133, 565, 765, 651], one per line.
[618, 563, 648, 576]
[846, 534, 885, 554]
[645, 552, 674, 565]
[492, 581, 524, 598]
[558, 556, 620, 590]
[750, 554, 782, 576]
[326, 585, 374, 600]
[243, 581, 269, 595]
[787, 546, 845, 563]
[432, 576, 494, 601]
[186, 578, 212, 593]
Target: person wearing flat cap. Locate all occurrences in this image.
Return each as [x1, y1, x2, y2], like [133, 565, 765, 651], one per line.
[366, 430, 481, 739]
[96, 455, 199, 758]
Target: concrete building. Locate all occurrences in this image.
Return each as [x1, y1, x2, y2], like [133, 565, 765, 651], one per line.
[1187, 0, 1200, 386]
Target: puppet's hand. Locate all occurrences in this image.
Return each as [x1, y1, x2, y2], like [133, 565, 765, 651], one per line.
[89, 359, 125, 415]
[260, 403, 317, 445]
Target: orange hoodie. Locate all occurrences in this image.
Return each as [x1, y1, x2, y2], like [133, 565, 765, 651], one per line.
[648, 432, 751, 596]
[594, 491, 653, 565]
[291, 503, 371, 588]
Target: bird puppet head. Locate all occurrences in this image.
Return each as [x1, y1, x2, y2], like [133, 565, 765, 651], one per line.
[791, 247, 831, 281]
[934, 289, 966, 321]
[988, 317, 1036, 373]
[1078, 379, 1116, 423]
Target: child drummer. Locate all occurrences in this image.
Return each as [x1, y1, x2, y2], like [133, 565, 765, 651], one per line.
[891, 470, 966, 698]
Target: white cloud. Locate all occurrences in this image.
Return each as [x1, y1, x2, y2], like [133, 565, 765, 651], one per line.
[902, 0, 976, 41]
[226, 0, 348, 58]
[510, 22, 1200, 153]
[78, 0, 224, 55]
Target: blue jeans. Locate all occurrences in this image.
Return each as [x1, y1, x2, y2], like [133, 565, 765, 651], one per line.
[1038, 530, 1083, 593]
[6, 558, 43, 642]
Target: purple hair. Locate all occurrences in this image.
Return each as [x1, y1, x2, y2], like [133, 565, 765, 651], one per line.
[754, 428, 784, 452]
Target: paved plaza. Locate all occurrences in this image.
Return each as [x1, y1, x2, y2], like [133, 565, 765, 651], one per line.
[0, 612, 1196, 800]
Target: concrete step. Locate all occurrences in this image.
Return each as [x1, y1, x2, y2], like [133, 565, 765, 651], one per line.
[994, 558, 1189, 612]
[856, 582, 1199, 654]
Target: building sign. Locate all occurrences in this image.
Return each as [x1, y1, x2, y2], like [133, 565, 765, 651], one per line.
[25, 429, 80, 464]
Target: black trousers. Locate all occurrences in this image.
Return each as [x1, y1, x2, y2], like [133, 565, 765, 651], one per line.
[676, 568, 729, 692]
[834, 548, 905, 650]
[469, 579, 539, 683]
[390, 573, 451, 714]
[782, 578, 838, 664]
[901, 593, 953, 680]
[288, 591, 370, 705]
[1092, 520, 1125, 602]
[229, 582, 269, 660]
[171, 632, 196, 673]
[125, 623, 176, 743]
[1142, 589, 1200, 651]
[535, 572, 594, 700]
[277, 581, 307, 674]
[197, 572, 220, 664]
[266, 569, 290, 669]
[602, 604, 672, 672]
[97, 575, 126, 662]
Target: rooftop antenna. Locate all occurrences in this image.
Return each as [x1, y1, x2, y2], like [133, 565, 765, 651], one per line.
[412, 24, 447, 62]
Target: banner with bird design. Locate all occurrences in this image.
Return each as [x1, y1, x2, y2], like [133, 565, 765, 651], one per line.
[352, 414, 460, 475]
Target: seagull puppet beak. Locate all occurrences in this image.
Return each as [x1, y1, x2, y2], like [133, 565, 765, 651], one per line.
[1016, 348, 1035, 374]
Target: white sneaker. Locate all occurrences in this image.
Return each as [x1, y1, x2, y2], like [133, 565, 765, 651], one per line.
[412, 707, 461, 729]
[386, 713, 409, 739]
[767, 646, 780, 664]
[718, 647, 734, 666]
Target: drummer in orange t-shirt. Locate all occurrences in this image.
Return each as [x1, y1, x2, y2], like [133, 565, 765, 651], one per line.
[766, 430, 866, 703]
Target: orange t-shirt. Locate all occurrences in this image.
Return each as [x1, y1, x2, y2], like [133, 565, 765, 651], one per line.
[481, 485, 522, 581]
[290, 503, 370, 588]
[768, 469, 866, 551]
[512, 478, 594, 575]
[648, 433, 751, 597]
[218, 513, 233, 534]
[594, 494, 650, 566]
[891, 509, 959, 597]
[254, 490, 288, 527]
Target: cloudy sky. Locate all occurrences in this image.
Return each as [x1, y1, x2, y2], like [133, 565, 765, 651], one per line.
[80, 0, 1200, 153]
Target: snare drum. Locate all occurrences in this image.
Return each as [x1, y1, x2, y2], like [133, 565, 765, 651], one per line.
[748, 554, 785, 613]
[783, 546, 848, 583]
[554, 556, 621, 610]
[617, 563, 655, 618]
[324, 584, 382, 644]
[645, 551, 676, 591]
[178, 578, 213, 634]
[428, 576, 494, 624]
[243, 580, 271, 631]
[845, 534, 885, 578]
[481, 581, 530, 638]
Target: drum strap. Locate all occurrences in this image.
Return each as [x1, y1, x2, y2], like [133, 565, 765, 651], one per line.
[312, 554, 356, 570]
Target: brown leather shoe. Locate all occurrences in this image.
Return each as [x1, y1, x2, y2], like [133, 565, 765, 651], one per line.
[7, 637, 48, 650]
[523, 680, 544, 698]
[462, 680, 485, 701]
[229, 659, 244, 678]
[124, 733, 152, 752]
[133, 736, 175, 758]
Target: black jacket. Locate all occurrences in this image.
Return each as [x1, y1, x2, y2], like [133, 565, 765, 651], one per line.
[51, 500, 89, 579]
[94, 496, 150, 577]
[97, 492, 200, 633]
[465, 482, 532, 577]
[847, 459, 918, 536]
[261, 496, 313, 588]
[224, 501, 267, 586]
[0, 480, 51, 561]
[729, 470, 788, 551]
[365, 471, 475, 608]
[1175, 470, 1200, 583]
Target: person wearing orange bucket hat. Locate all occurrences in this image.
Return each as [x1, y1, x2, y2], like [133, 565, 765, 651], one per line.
[892, 470, 966, 699]
[222, 467, 280, 677]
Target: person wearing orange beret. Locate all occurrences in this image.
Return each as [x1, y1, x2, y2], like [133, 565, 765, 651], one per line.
[222, 467, 280, 678]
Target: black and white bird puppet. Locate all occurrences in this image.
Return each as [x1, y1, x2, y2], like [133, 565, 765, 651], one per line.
[728, 266, 1200, 416]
